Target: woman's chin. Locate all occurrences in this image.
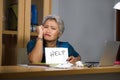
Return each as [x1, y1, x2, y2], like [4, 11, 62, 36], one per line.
[44, 38, 52, 41]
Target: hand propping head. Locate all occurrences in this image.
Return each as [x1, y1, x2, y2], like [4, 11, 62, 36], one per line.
[36, 25, 44, 38]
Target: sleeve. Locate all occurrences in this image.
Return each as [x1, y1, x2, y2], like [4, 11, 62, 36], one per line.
[67, 42, 80, 57]
[27, 39, 36, 54]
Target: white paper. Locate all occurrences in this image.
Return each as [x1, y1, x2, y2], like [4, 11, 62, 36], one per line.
[45, 48, 68, 64]
[54, 61, 73, 68]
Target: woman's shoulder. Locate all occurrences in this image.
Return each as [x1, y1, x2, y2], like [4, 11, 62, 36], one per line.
[27, 39, 36, 45]
[57, 41, 71, 47]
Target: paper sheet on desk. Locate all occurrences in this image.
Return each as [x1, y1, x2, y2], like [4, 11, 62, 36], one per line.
[54, 62, 73, 69]
[45, 48, 68, 64]
[18, 64, 49, 68]
[18, 64, 72, 70]
[18, 61, 84, 69]
[53, 61, 84, 69]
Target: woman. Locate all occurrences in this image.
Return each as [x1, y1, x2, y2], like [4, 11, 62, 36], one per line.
[27, 15, 81, 64]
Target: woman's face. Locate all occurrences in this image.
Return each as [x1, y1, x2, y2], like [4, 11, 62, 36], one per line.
[43, 19, 61, 41]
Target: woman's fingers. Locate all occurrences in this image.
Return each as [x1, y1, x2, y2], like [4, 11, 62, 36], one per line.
[36, 25, 44, 38]
[67, 56, 76, 64]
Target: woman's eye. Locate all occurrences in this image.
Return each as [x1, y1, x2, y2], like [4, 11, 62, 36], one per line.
[52, 28, 56, 30]
[44, 25, 48, 28]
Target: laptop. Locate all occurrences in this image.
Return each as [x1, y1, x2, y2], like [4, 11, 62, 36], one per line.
[85, 41, 120, 67]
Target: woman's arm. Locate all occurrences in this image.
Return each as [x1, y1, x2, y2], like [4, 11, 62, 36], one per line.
[28, 25, 44, 63]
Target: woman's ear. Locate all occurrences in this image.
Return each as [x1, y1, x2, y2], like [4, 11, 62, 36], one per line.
[59, 32, 62, 38]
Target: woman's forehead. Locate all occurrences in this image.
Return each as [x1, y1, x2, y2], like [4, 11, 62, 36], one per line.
[44, 20, 58, 26]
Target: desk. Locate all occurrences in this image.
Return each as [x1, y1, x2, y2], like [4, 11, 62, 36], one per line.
[0, 65, 120, 80]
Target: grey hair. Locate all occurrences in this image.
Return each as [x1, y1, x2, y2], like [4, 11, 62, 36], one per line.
[42, 15, 65, 34]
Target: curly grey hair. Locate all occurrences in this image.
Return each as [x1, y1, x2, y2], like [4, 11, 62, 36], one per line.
[42, 15, 65, 34]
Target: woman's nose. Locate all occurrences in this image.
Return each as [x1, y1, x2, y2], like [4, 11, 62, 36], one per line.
[46, 28, 51, 32]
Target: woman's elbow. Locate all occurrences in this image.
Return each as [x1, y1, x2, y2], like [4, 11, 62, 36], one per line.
[28, 55, 41, 63]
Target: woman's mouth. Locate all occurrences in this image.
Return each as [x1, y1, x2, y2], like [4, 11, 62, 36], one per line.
[44, 34, 51, 37]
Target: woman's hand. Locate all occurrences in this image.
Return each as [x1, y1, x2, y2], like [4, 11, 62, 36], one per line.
[66, 56, 77, 64]
[36, 25, 44, 38]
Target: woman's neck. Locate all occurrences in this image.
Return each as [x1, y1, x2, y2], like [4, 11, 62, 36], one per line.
[45, 40, 57, 47]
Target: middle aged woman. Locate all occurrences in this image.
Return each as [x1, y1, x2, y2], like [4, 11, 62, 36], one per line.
[27, 15, 81, 64]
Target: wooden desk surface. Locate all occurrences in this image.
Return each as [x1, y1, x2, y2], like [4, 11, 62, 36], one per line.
[0, 65, 120, 79]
